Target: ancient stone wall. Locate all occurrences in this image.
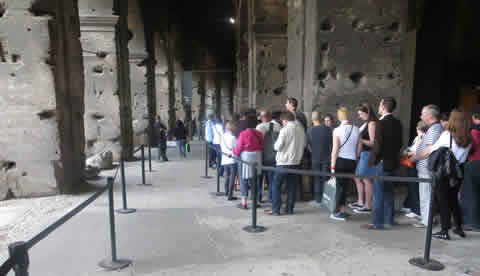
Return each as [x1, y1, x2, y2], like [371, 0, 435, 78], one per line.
[288, 0, 413, 130]
[79, 0, 121, 159]
[0, 0, 59, 199]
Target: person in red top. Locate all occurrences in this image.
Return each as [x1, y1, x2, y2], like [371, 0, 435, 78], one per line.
[462, 106, 480, 231]
[233, 115, 264, 209]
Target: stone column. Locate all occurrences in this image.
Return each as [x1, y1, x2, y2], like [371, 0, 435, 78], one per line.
[79, 0, 122, 160]
[128, 0, 149, 146]
[0, 0, 62, 198]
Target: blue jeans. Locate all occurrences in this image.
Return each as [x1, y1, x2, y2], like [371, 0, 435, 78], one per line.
[213, 144, 224, 176]
[312, 161, 329, 203]
[372, 164, 394, 228]
[257, 170, 275, 202]
[176, 139, 186, 158]
[224, 164, 237, 199]
[272, 165, 298, 213]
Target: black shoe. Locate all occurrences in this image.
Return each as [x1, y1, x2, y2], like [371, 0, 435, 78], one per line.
[286, 210, 294, 215]
[227, 196, 238, 201]
[452, 228, 466, 238]
[432, 231, 450, 240]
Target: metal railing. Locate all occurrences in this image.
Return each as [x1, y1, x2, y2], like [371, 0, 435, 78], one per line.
[0, 144, 153, 275]
[203, 142, 444, 272]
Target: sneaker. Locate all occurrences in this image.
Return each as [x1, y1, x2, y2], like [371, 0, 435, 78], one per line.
[405, 212, 421, 219]
[348, 202, 363, 209]
[330, 212, 346, 221]
[400, 207, 411, 213]
[353, 207, 372, 214]
[413, 222, 426, 228]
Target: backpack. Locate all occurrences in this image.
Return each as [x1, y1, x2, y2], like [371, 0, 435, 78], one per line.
[262, 123, 279, 166]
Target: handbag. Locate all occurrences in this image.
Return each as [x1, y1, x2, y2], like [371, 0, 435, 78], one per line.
[321, 177, 341, 213]
[400, 154, 415, 168]
[185, 143, 190, 153]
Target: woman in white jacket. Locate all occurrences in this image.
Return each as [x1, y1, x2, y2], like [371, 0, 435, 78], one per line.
[221, 121, 237, 200]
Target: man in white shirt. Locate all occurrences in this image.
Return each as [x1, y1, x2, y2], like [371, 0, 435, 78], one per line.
[265, 112, 306, 216]
[212, 119, 225, 177]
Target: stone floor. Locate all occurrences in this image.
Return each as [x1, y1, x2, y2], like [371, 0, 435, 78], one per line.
[0, 141, 479, 276]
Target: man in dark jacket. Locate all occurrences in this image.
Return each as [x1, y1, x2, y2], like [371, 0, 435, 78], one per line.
[155, 116, 168, 162]
[364, 97, 402, 230]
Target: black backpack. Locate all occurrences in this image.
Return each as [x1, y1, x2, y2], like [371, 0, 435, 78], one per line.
[262, 123, 279, 166]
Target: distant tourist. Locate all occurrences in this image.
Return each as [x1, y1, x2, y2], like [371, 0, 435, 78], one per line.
[173, 120, 187, 158]
[155, 115, 168, 162]
[205, 114, 217, 168]
[307, 111, 332, 205]
[212, 118, 225, 176]
[330, 107, 359, 221]
[266, 111, 306, 216]
[351, 104, 378, 214]
[285, 97, 307, 131]
[221, 121, 238, 201]
[364, 97, 402, 230]
[409, 104, 443, 228]
[324, 113, 335, 129]
[233, 115, 264, 209]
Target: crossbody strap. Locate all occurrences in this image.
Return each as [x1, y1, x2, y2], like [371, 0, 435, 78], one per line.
[339, 125, 353, 149]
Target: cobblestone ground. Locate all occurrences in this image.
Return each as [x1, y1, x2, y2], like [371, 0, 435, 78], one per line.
[0, 142, 479, 276]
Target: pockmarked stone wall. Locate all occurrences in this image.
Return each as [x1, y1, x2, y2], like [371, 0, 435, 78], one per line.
[288, 0, 412, 128]
[79, 0, 121, 159]
[0, 0, 59, 199]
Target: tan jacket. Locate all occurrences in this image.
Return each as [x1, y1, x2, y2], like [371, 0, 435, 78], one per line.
[274, 121, 306, 165]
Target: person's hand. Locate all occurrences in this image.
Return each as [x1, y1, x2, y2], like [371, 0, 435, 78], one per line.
[408, 155, 416, 163]
[407, 151, 415, 157]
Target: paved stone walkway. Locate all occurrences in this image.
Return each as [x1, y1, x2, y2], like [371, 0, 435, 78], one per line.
[0, 142, 479, 275]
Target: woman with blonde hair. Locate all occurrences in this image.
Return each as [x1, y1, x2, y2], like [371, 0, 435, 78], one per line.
[431, 109, 472, 240]
[350, 104, 378, 214]
[221, 121, 238, 200]
[330, 106, 360, 221]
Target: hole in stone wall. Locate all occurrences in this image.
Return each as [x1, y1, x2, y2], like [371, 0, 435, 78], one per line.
[21, 171, 27, 177]
[29, 0, 55, 16]
[127, 29, 133, 41]
[0, 41, 6, 62]
[349, 72, 365, 85]
[45, 56, 54, 66]
[330, 68, 339, 80]
[260, 50, 265, 57]
[320, 42, 330, 52]
[320, 19, 334, 32]
[87, 139, 97, 148]
[2, 161, 16, 170]
[11, 54, 20, 63]
[10, 73, 15, 77]
[387, 73, 395, 80]
[352, 19, 365, 30]
[37, 109, 56, 120]
[389, 22, 400, 32]
[27, 28, 31, 32]
[110, 137, 120, 143]
[273, 87, 284, 95]
[91, 113, 105, 120]
[96, 51, 108, 58]
[278, 64, 286, 72]
[0, 2, 5, 17]
[319, 81, 326, 89]
[93, 65, 104, 74]
[384, 36, 393, 43]
[317, 71, 329, 81]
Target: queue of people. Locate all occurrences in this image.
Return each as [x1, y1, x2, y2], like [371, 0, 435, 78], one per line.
[205, 96, 480, 240]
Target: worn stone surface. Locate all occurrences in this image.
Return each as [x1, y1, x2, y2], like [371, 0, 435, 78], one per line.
[79, 1, 121, 159]
[0, 0, 59, 197]
[288, 0, 412, 127]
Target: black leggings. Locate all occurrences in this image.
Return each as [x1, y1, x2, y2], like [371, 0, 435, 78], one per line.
[434, 179, 463, 231]
[334, 157, 357, 207]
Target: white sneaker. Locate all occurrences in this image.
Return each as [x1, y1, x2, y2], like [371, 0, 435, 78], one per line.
[400, 207, 411, 213]
[405, 212, 421, 219]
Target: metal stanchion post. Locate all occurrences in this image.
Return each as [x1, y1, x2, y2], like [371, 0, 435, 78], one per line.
[8, 241, 29, 276]
[99, 177, 132, 270]
[409, 178, 444, 271]
[116, 156, 136, 214]
[138, 145, 151, 186]
[243, 163, 266, 233]
[148, 142, 152, 172]
[210, 147, 225, 196]
[202, 142, 212, 179]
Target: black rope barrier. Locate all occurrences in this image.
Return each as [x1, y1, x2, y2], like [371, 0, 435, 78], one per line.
[202, 142, 444, 271]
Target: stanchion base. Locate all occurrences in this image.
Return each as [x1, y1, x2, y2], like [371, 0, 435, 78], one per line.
[137, 183, 152, 186]
[116, 208, 136, 214]
[99, 258, 132, 271]
[409, 257, 444, 271]
[210, 192, 225, 196]
[201, 176, 213, 179]
[243, 225, 267, 233]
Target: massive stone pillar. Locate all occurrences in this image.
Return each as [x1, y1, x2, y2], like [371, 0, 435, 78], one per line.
[79, 0, 122, 159]
[127, 0, 149, 146]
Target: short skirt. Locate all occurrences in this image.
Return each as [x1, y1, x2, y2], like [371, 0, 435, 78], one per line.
[355, 151, 378, 177]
